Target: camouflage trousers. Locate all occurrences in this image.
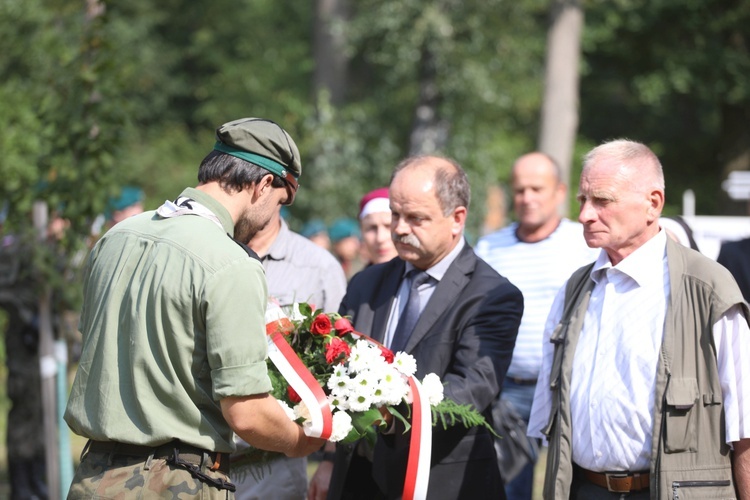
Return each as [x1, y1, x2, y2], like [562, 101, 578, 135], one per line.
[68, 449, 234, 499]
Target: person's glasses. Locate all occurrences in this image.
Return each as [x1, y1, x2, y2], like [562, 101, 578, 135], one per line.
[278, 173, 298, 206]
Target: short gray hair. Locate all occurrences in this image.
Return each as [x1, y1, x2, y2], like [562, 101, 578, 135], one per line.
[583, 139, 665, 191]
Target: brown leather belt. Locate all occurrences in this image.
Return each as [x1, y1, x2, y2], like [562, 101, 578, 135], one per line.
[87, 440, 230, 475]
[575, 464, 650, 493]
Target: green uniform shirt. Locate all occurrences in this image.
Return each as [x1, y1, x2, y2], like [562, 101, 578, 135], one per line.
[64, 188, 272, 453]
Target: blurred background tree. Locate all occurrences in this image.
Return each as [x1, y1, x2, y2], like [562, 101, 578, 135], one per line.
[4, 0, 748, 238]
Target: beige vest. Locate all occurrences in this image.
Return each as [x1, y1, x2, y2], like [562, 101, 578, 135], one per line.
[541, 238, 749, 499]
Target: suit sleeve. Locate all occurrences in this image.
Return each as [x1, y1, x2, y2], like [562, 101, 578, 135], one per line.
[440, 274, 523, 415]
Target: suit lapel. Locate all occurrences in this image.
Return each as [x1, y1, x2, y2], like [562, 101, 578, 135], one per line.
[403, 244, 475, 352]
[370, 260, 405, 343]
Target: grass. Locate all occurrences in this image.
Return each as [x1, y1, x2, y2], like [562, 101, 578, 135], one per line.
[533, 447, 547, 499]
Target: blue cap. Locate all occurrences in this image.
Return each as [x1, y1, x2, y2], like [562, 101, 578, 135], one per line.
[328, 218, 360, 242]
[301, 219, 328, 238]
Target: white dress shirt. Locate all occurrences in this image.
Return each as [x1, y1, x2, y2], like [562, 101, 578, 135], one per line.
[383, 238, 465, 349]
[528, 230, 750, 472]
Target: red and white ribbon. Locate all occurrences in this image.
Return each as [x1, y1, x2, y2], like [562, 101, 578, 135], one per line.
[349, 333, 432, 499]
[403, 376, 432, 500]
[265, 303, 333, 440]
[264, 303, 432, 499]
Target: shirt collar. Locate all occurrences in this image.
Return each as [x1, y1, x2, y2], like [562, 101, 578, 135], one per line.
[180, 187, 234, 235]
[404, 236, 466, 282]
[264, 218, 291, 262]
[590, 229, 667, 287]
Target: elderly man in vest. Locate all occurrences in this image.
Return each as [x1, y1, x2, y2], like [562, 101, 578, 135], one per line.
[528, 139, 750, 499]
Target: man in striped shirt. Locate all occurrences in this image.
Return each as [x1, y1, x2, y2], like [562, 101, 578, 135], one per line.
[476, 152, 597, 500]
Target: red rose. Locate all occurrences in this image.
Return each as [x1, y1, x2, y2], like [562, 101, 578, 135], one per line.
[310, 313, 333, 335]
[325, 337, 352, 364]
[334, 317, 354, 336]
[287, 386, 301, 403]
[379, 345, 394, 363]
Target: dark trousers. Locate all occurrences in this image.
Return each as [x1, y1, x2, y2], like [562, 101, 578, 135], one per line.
[339, 453, 384, 500]
[501, 378, 538, 500]
[9, 458, 49, 500]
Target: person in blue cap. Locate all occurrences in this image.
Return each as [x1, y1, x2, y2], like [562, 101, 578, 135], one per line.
[329, 217, 363, 280]
[105, 185, 145, 229]
[301, 218, 332, 251]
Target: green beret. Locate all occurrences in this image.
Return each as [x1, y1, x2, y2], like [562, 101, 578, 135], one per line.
[214, 118, 301, 180]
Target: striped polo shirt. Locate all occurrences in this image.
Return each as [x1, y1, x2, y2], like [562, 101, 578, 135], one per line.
[476, 219, 598, 380]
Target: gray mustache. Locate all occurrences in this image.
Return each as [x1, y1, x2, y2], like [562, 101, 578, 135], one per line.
[393, 233, 421, 249]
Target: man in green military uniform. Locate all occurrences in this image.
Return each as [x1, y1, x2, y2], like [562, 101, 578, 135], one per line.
[64, 118, 325, 498]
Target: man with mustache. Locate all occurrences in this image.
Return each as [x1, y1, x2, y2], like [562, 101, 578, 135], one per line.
[309, 155, 523, 499]
[65, 118, 325, 498]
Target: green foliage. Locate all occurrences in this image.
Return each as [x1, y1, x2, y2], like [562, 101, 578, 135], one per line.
[3, 0, 748, 237]
[581, 0, 750, 214]
[431, 398, 498, 437]
[1, 0, 130, 238]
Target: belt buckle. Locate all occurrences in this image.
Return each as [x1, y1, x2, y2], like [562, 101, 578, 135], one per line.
[605, 473, 632, 493]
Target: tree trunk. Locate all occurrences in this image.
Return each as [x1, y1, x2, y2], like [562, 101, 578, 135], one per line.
[313, 0, 349, 106]
[538, 0, 583, 217]
[33, 201, 61, 500]
[409, 46, 450, 155]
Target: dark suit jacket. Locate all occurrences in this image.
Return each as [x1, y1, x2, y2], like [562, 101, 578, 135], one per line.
[717, 237, 750, 302]
[329, 241, 523, 500]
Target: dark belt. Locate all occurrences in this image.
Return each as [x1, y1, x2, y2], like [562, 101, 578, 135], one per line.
[575, 464, 650, 493]
[508, 376, 538, 386]
[87, 440, 234, 491]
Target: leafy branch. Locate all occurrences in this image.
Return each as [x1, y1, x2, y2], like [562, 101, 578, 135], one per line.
[432, 399, 498, 437]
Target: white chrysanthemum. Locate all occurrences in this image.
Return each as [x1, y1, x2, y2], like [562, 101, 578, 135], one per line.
[277, 399, 296, 421]
[329, 411, 354, 442]
[347, 372, 377, 412]
[379, 368, 410, 405]
[348, 391, 375, 412]
[348, 340, 384, 373]
[327, 368, 351, 394]
[369, 377, 389, 407]
[328, 393, 350, 411]
[420, 373, 445, 406]
[332, 364, 349, 378]
[393, 352, 417, 377]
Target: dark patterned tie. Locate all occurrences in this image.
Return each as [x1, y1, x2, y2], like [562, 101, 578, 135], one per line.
[390, 270, 432, 353]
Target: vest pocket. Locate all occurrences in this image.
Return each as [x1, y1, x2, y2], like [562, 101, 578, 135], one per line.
[671, 479, 732, 499]
[664, 377, 699, 453]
